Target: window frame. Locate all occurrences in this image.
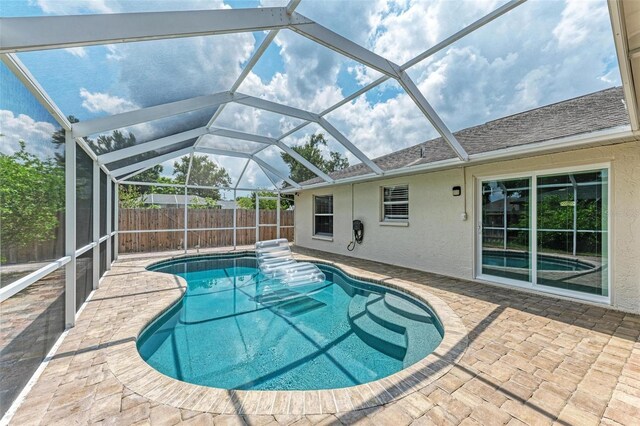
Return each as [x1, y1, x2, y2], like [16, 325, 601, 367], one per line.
[313, 194, 334, 238]
[380, 184, 409, 223]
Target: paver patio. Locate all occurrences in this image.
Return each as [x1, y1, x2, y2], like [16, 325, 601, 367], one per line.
[8, 246, 640, 425]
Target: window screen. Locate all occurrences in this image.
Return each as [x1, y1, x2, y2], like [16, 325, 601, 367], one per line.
[314, 195, 333, 236]
[100, 170, 107, 237]
[382, 185, 409, 221]
[76, 148, 93, 247]
[76, 249, 93, 311]
[99, 241, 107, 278]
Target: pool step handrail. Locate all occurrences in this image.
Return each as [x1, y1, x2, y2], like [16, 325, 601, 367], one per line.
[255, 239, 325, 286]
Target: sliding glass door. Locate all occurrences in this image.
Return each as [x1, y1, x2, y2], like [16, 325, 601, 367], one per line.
[478, 167, 609, 301]
[480, 178, 532, 282]
[536, 170, 608, 297]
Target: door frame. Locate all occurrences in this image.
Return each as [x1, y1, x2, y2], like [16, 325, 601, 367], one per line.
[474, 162, 612, 305]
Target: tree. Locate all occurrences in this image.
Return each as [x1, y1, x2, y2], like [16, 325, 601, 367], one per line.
[89, 129, 163, 186]
[236, 191, 293, 210]
[118, 185, 149, 209]
[52, 115, 163, 186]
[146, 176, 182, 195]
[0, 141, 65, 260]
[173, 155, 231, 199]
[91, 129, 136, 155]
[280, 133, 349, 184]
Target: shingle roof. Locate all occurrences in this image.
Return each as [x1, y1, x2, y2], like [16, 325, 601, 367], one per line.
[301, 87, 629, 185]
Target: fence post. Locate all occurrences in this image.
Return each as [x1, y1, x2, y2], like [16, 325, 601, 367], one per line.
[255, 192, 259, 244]
[277, 192, 281, 239]
[184, 186, 188, 254]
[233, 189, 237, 250]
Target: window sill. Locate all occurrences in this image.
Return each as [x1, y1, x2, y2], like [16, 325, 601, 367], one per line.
[312, 235, 334, 242]
[379, 221, 409, 227]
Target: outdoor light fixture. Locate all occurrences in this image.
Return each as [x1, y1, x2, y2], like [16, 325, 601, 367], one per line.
[452, 186, 462, 196]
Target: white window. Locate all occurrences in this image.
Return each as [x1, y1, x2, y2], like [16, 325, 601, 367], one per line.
[382, 185, 409, 222]
[313, 195, 333, 236]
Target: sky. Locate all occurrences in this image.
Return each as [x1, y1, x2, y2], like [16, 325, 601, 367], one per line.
[0, 0, 623, 192]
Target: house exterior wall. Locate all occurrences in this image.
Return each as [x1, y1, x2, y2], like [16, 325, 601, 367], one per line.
[294, 141, 640, 314]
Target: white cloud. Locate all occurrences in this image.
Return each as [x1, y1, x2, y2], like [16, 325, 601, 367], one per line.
[80, 88, 139, 115]
[0, 110, 58, 158]
[31, 0, 114, 14]
[65, 47, 88, 58]
[552, 0, 607, 49]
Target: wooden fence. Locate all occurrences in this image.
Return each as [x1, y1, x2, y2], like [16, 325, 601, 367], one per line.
[118, 208, 294, 253]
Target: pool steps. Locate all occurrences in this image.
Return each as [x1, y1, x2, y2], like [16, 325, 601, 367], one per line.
[384, 293, 433, 322]
[252, 287, 328, 317]
[348, 294, 407, 360]
[366, 295, 408, 334]
[347, 292, 434, 366]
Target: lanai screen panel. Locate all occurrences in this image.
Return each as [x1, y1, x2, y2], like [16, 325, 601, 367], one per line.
[105, 138, 198, 171]
[214, 103, 306, 138]
[324, 79, 444, 161]
[17, 32, 257, 122]
[237, 162, 278, 191]
[82, 105, 219, 158]
[2, 0, 628, 193]
[198, 134, 267, 155]
[279, 122, 362, 177]
[404, 0, 622, 133]
[0, 62, 66, 283]
[0, 61, 67, 418]
[235, 32, 384, 113]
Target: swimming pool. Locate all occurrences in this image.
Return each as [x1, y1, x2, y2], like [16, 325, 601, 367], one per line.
[138, 255, 443, 391]
[482, 250, 594, 272]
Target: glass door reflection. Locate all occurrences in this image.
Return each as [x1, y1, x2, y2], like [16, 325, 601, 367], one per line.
[481, 178, 532, 283]
[536, 170, 608, 296]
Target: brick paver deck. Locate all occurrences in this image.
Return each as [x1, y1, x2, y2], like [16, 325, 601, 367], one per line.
[8, 247, 640, 425]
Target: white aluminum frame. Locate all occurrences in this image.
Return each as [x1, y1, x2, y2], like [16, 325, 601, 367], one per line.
[608, 0, 640, 131]
[106, 177, 112, 270]
[64, 131, 76, 327]
[0, 0, 540, 191]
[4, 2, 530, 184]
[92, 162, 100, 290]
[12, 0, 635, 200]
[0, 8, 312, 53]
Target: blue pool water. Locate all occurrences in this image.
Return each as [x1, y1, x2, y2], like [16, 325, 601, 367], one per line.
[138, 255, 443, 390]
[483, 251, 593, 272]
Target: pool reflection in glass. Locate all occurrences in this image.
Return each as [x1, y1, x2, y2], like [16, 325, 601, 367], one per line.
[536, 170, 608, 296]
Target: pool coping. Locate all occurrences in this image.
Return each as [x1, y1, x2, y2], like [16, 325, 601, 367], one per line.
[105, 250, 468, 415]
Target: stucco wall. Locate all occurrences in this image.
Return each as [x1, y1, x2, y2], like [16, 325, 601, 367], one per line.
[294, 141, 640, 314]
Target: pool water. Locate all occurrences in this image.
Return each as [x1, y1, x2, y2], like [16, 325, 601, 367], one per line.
[482, 251, 593, 272]
[138, 255, 443, 391]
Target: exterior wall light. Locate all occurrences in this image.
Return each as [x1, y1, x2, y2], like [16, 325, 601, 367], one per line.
[452, 185, 462, 196]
